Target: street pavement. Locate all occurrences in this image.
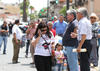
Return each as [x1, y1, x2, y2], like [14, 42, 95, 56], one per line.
[0, 35, 37, 71]
[0, 34, 100, 71]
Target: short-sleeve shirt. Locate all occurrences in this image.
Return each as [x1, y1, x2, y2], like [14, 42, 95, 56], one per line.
[78, 17, 92, 40]
[55, 50, 64, 64]
[51, 29, 56, 37]
[32, 34, 55, 56]
[0, 25, 8, 36]
[12, 24, 23, 40]
[53, 20, 67, 35]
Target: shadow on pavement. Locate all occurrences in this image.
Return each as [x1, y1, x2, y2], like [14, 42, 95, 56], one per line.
[19, 56, 31, 58]
[21, 64, 36, 68]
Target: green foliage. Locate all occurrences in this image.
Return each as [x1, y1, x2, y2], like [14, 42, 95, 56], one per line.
[30, 5, 34, 10]
[19, 0, 30, 10]
[59, 6, 66, 16]
[29, 11, 38, 20]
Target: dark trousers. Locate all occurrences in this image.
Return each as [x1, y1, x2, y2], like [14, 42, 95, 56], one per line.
[34, 55, 52, 71]
[90, 38, 98, 66]
[79, 40, 92, 71]
[26, 40, 30, 55]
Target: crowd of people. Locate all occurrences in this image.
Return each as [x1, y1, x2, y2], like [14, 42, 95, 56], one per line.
[0, 7, 100, 71]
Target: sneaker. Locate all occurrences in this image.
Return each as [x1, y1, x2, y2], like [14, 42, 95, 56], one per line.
[3, 52, 6, 54]
[25, 55, 28, 58]
[12, 61, 17, 64]
[12, 61, 20, 64]
[30, 62, 34, 64]
[16, 61, 20, 63]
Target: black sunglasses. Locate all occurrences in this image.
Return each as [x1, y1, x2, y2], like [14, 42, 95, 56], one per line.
[90, 17, 96, 19]
[41, 29, 47, 32]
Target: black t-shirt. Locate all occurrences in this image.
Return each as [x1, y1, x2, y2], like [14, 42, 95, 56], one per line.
[0, 25, 8, 36]
[62, 22, 78, 47]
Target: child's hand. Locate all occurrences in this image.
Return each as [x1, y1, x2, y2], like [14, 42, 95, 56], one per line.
[64, 63, 67, 66]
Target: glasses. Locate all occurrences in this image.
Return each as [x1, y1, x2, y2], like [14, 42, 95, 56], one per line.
[41, 29, 47, 32]
[90, 17, 96, 19]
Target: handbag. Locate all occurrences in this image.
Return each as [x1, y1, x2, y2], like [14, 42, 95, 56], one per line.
[20, 35, 26, 48]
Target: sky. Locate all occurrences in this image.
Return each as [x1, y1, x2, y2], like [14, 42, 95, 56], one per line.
[1, 0, 47, 11]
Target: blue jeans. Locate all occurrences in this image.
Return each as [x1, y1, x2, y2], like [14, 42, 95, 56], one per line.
[55, 64, 63, 71]
[63, 46, 79, 71]
[0, 36, 7, 53]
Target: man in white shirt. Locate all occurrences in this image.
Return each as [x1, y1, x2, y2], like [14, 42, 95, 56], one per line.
[76, 7, 92, 71]
[12, 20, 23, 64]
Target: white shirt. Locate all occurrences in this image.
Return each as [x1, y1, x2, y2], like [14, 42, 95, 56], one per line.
[78, 17, 92, 40]
[12, 24, 23, 40]
[32, 34, 55, 56]
[73, 19, 78, 27]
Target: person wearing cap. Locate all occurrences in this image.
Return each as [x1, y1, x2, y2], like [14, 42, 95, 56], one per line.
[12, 19, 23, 64]
[62, 9, 79, 71]
[76, 7, 92, 71]
[0, 21, 8, 54]
[89, 13, 99, 67]
[53, 15, 68, 37]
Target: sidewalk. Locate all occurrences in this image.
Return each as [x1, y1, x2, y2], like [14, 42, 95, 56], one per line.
[0, 35, 37, 71]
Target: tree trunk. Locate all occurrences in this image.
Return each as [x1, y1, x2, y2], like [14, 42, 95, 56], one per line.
[23, 0, 27, 22]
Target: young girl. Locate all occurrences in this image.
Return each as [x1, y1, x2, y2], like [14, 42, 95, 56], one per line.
[55, 43, 65, 71]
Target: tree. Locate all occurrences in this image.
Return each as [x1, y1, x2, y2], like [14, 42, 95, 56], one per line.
[22, 0, 30, 22]
[30, 5, 34, 14]
[59, 6, 66, 16]
[29, 11, 38, 20]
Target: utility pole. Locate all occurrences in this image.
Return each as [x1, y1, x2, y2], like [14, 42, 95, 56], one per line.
[47, 0, 50, 21]
[66, 0, 69, 21]
[67, 0, 69, 10]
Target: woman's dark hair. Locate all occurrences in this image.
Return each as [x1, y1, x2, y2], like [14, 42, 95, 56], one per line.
[34, 22, 52, 38]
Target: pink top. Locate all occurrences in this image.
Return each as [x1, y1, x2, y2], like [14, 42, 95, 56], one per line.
[55, 51, 64, 64]
[26, 27, 36, 40]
